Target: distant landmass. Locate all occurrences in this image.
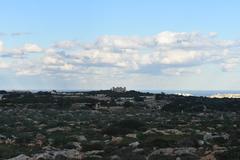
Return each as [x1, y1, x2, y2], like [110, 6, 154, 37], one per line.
[142, 90, 240, 97]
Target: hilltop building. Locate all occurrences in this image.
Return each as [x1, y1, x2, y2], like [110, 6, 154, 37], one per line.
[111, 87, 126, 93]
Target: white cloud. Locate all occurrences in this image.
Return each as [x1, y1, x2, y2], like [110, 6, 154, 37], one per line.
[22, 43, 42, 53]
[11, 60, 41, 76]
[221, 58, 239, 72]
[60, 63, 74, 71]
[161, 68, 201, 76]
[0, 61, 8, 69]
[154, 50, 203, 65]
[11, 32, 31, 36]
[1, 43, 43, 58]
[1, 31, 240, 80]
[0, 41, 3, 52]
[95, 35, 146, 49]
[208, 32, 218, 37]
[39, 32, 240, 78]
[43, 54, 64, 65]
[53, 40, 80, 49]
[155, 31, 197, 45]
[16, 68, 41, 76]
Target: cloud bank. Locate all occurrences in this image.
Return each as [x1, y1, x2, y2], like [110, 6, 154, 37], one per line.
[0, 31, 240, 89]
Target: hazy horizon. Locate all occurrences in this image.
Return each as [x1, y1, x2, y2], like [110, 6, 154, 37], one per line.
[2, 88, 240, 97]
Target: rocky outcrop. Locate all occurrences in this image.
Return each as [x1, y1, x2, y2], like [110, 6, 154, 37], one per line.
[9, 149, 83, 160]
[147, 147, 198, 160]
[8, 154, 30, 160]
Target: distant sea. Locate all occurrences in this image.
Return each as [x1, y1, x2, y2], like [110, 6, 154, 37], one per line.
[141, 90, 240, 97]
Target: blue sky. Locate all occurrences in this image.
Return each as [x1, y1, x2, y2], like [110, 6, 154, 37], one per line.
[0, 0, 240, 90]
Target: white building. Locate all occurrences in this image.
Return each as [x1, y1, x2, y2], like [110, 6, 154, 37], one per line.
[111, 87, 126, 92]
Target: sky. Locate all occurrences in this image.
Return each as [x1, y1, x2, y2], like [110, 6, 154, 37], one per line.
[0, 0, 240, 90]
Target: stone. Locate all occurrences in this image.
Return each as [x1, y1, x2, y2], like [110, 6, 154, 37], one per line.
[65, 142, 82, 150]
[125, 133, 137, 138]
[54, 154, 67, 160]
[111, 136, 123, 144]
[132, 148, 144, 153]
[8, 154, 30, 160]
[76, 135, 87, 142]
[129, 141, 140, 148]
[111, 155, 121, 160]
[85, 150, 104, 156]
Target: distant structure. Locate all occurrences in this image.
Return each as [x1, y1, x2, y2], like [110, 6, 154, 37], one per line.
[111, 87, 126, 93]
[175, 93, 192, 97]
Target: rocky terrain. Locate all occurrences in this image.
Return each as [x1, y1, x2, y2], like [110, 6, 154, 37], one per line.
[0, 90, 240, 160]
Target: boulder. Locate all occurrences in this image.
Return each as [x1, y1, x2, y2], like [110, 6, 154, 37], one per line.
[129, 141, 140, 148]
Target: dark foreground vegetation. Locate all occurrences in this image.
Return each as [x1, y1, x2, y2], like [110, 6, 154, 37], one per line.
[0, 90, 240, 160]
